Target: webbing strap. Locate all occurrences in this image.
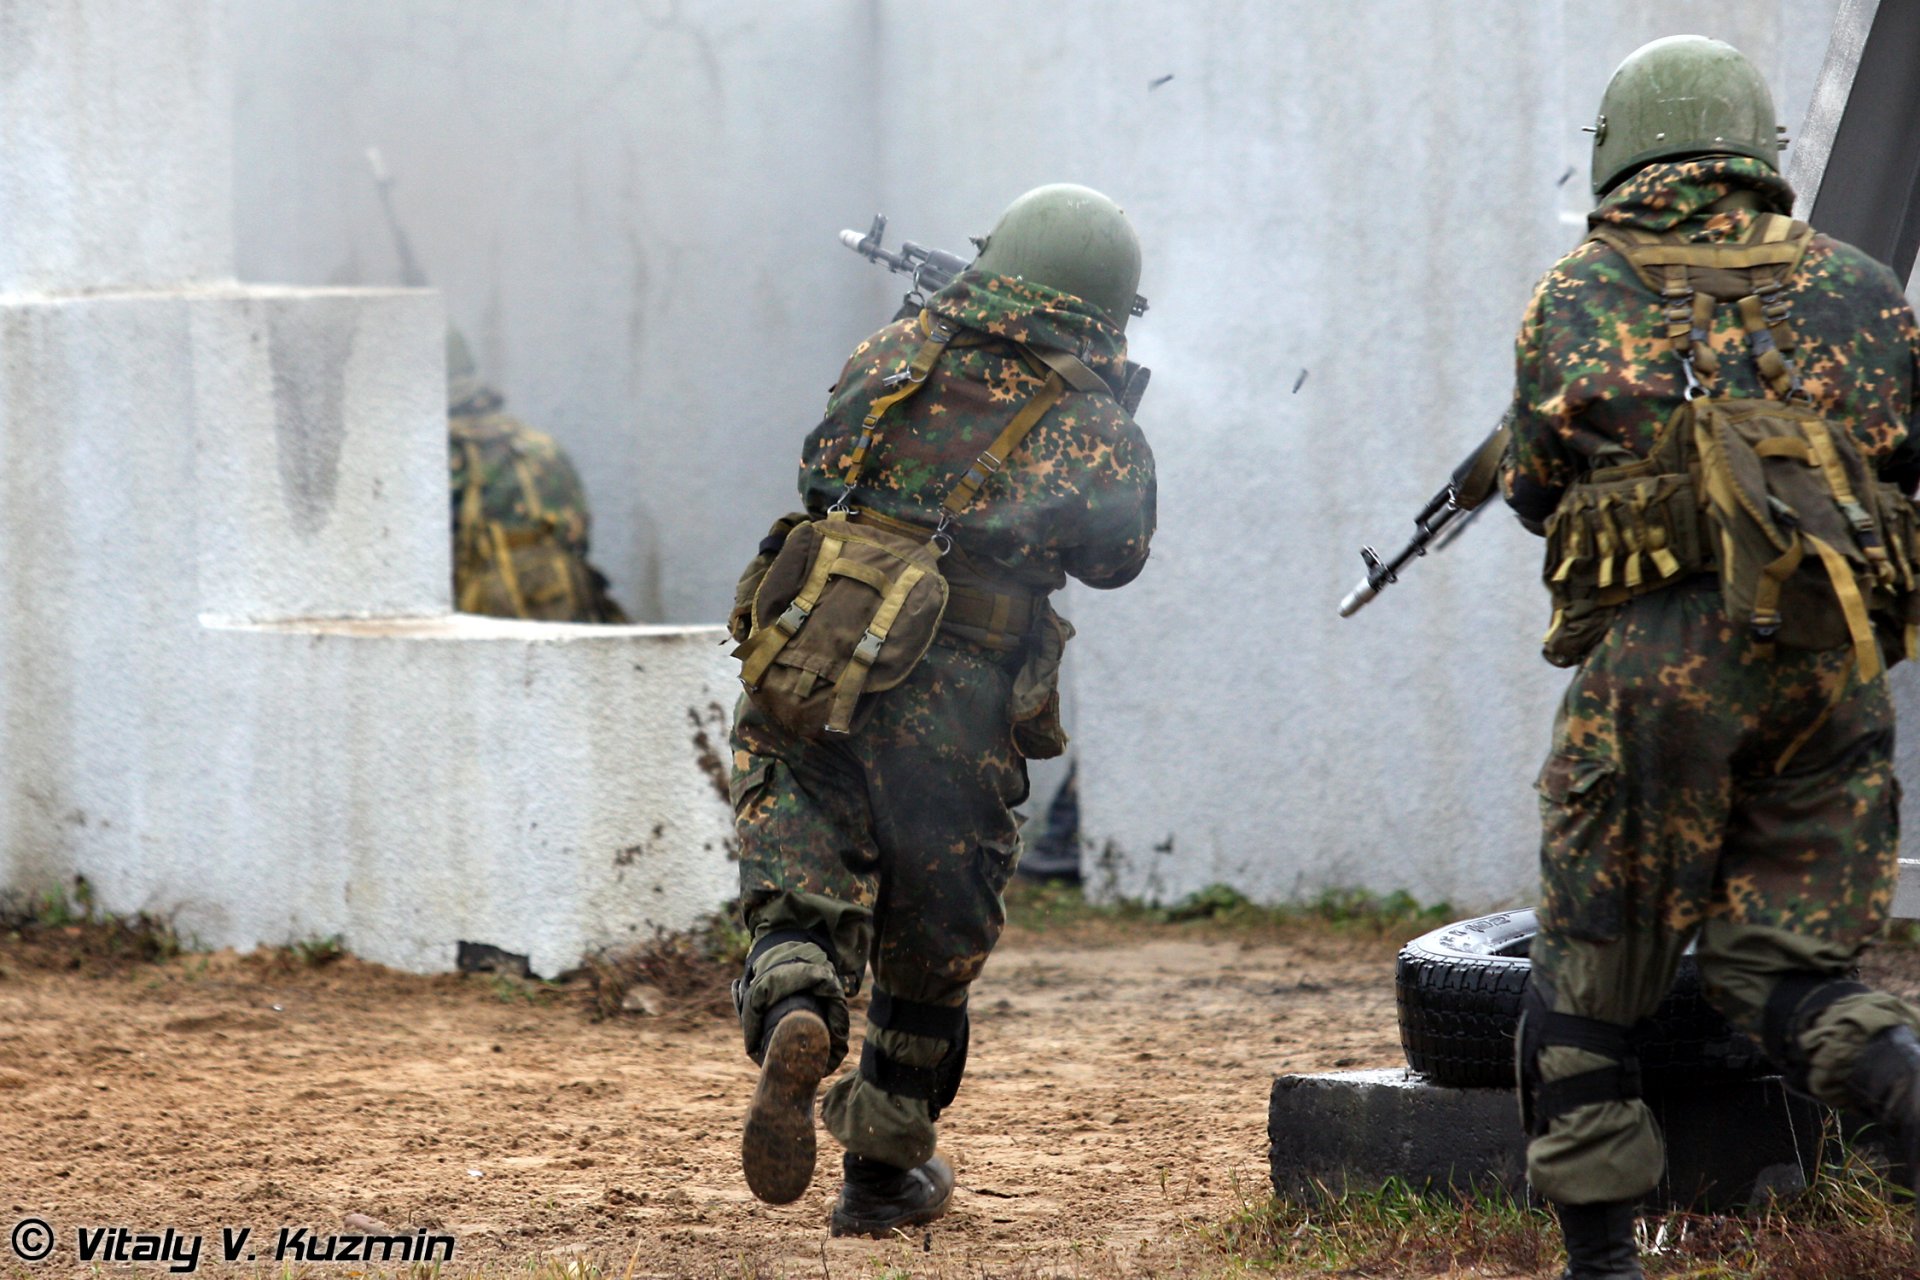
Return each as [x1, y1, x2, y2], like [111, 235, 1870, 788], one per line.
[1538, 1011, 1633, 1057]
[867, 990, 968, 1041]
[842, 314, 957, 486]
[859, 1040, 942, 1101]
[1025, 344, 1112, 394]
[1751, 538, 1805, 638]
[823, 562, 927, 735]
[1797, 420, 1890, 584]
[733, 524, 848, 687]
[1537, 1062, 1642, 1123]
[1738, 293, 1796, 398]
[941, 372, 1066, 517]
[1808, 532, 1881, 683]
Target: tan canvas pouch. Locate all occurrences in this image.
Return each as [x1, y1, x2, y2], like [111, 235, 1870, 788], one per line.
[734, 512, 949, 739]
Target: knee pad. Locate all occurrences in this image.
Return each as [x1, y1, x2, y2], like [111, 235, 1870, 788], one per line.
[1762, 971, 1870, 1095]
[858, 989, 970, 1119]
[735, 925, 848, 1062]
[1516, 980, 1641, 1137]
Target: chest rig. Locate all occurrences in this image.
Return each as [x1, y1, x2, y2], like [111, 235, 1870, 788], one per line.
[1542, 212, 1920, 730]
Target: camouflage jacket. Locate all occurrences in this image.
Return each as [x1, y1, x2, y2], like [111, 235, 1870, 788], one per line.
[798, 270, 1156, 594]
[1502, 156, 1920, 528]
[449, 410, 593, 556]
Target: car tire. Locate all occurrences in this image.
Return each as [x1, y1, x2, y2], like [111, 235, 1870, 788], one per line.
[1395, 909, 1770, 1088]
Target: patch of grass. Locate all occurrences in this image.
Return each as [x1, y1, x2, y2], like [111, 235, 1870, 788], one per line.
[579, 908, 749, 1022]
[1209, 1142, 1920, 1279]
[1006, 878, 1454, 940]
[291, 933, 346, 967]
[1209, 1177, 1554, 1276]
[0, 874, 183, 971]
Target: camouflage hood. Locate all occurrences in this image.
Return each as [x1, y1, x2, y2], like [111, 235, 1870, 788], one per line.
[1589, 155, 1795, 235]
[926, 269, 1128, 378]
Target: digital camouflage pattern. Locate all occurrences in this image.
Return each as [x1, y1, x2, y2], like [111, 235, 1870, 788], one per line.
[1502, 157, 1920, 1203]
[732, 268, 1157, 1169]
[450, 403, 626, 623]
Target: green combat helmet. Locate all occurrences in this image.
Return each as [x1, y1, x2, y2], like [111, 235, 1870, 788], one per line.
[973, 183, 1145, 331]
[1589, 34, 1786, 197]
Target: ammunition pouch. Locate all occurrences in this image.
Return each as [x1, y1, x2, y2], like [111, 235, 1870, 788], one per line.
[1539, 213, 1920, 694]
[859, 989, 970, 1118]
[1541, 456, 1706, 667]
[733, 511, 950, 739]
[733, 310, 1071, 740]
[1009, 599, 1074, 758]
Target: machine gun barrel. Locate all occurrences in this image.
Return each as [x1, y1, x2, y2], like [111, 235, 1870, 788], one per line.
[1336, 423, 1510, 617]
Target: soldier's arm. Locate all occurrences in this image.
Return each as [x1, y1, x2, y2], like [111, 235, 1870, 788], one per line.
[1060, 412, 1156, 590]
[1501, 274, 1577, 535]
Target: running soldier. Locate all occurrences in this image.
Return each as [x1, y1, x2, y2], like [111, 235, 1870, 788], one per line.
[726, 185, 1156, 1236]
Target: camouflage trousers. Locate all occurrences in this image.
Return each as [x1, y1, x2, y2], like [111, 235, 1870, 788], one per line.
[730, 639, 1027, 1171]
[1524, 582, 1920, 1204]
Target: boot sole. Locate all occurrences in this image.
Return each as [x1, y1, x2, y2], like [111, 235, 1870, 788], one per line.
[741, 1009, 829, 1204]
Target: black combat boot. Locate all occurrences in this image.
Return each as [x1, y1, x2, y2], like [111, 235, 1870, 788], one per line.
[741, 997, 830, 1205]
[1846, 1024, 1920, 1227]
[1554, 1199, 1643, 1280]
[829, 1153, 955, 1238]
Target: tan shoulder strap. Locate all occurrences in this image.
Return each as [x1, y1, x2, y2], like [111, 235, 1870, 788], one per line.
[841, 311, 958, 486]
[1024, 345, 1111, 395]
[939, 371, 1067, 518]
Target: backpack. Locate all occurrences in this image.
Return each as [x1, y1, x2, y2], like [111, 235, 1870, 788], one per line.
[732, 313, 1080, 739]
[1541, 213, 1920, 728]
[452, 426, 627, 623]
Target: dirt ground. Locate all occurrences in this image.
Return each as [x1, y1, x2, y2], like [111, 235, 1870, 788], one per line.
[0, 910, 1409, 1279]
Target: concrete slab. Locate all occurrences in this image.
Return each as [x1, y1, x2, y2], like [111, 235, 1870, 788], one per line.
[1270, 1068, 1826, 1211]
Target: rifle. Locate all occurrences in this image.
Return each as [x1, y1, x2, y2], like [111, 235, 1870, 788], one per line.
[366, 146, 429, 289]
[1336, 423, 1511, 617]
[838, 213, 1154, 416]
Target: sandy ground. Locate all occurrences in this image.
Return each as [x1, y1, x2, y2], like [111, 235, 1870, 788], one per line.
[0, 913, 1408, 1278]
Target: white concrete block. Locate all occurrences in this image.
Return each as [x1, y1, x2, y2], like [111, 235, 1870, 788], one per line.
[0, 290, 737, 973]
[0, 0, 234, 290]
[193, 287, 450, 621]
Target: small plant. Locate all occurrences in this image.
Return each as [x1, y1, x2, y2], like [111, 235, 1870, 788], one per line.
[291, 933, 346, 967]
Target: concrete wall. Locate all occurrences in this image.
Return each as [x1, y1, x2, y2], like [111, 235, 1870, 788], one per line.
[226, 0, 1863, 912]
[229, 0, 890, 623]
[868, 0, 1847, 910]
[0, 0, 740, 975]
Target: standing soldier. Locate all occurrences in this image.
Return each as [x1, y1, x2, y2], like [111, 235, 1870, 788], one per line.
[724, 185, 1156, 1236]
[1502, 36, 1920, 1278]
[447, 329, 627, 623]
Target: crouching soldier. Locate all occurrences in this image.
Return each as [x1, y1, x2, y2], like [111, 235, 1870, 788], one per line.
[724, 185, 1157, 1235]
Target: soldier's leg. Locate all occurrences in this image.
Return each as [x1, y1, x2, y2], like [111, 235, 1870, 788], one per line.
[1693, 669, 1920, 1203]
[730, 697, 880, 1204]
[1520, 589, 1734, 1277]
[818, 646, 1026, 1236]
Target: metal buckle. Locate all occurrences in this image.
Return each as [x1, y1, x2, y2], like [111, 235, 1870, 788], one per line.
[1681, 355, 1708, 401]
[931, 513, 954, 557]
